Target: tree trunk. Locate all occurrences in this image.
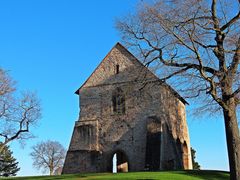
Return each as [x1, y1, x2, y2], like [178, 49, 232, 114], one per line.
[223, 98, 240, 180]
[49, 166, 54, 176]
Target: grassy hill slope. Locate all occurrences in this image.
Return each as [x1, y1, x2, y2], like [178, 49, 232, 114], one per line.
[7, 170, 229, 180]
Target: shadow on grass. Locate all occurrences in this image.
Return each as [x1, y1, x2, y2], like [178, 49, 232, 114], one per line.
[174, 170, 230, 180]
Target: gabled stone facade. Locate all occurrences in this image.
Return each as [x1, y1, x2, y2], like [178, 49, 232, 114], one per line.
[62, 43, 192, 174]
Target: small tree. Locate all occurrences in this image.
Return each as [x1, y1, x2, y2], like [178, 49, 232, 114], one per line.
[191, 147, 201, 170]
[0, 68, 41, 153]
[0, 143, 20, 177]
[30, 140, 66, 175]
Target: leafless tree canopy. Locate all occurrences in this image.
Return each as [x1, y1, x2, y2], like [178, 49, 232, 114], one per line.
[116, 0, 240, 179]
[30, 140, 66, 175]
[117, 0, 239, 113]
[0, 68, 41, 153]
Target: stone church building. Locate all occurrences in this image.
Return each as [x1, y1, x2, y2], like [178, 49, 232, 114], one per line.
[62, 43, 192, 174]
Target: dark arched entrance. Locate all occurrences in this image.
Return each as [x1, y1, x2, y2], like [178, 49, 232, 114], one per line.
[112, 150, 129, 173]
[176, 138, 183, 169]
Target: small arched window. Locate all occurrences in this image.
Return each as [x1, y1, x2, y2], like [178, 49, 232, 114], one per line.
[112, 87, 125, 114]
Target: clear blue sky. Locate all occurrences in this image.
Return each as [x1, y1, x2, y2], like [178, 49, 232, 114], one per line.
[0, 0, 229, 176]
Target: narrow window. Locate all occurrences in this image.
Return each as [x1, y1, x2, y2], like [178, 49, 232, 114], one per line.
[116, 65, 119, 74]
[112, 95, 117, 112]
[112, 87, 125, 114]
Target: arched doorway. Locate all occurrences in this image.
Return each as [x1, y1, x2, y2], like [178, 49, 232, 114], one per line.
[112, 151, 129, 173]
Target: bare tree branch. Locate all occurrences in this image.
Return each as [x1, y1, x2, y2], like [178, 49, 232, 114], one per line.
[232, 87, 240, 98]
[0, 68, 41, 153]
[211, 0, 220, 32]
[228, 37, 240, 75]
[221, 10, 240, 32]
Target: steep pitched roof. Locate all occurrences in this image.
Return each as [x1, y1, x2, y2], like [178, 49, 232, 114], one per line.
[75, 42, 188, 105]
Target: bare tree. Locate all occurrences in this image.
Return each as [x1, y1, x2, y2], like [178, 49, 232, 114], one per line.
[116, 0, 240, 179]
[0, 68, 41, 153]
[30, 140, 66, 175]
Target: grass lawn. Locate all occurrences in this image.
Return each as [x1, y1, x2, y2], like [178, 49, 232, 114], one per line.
[6, 170, 230, 180]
